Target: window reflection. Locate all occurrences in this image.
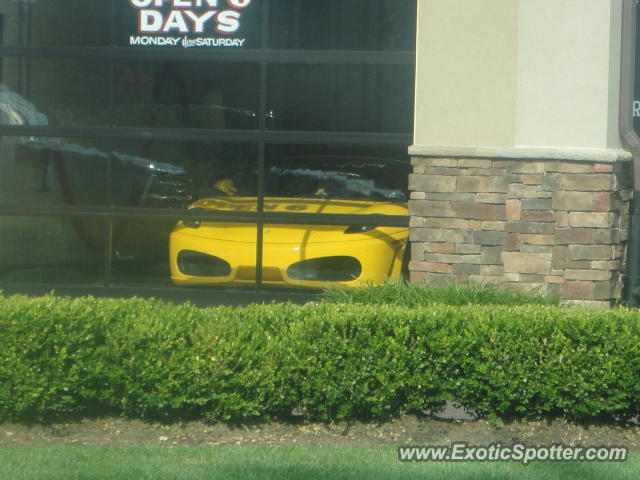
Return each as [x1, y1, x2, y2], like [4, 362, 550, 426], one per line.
[268, 64, 415, 133]
[0, 59, 260, 129]
[269, 0, 417, 51]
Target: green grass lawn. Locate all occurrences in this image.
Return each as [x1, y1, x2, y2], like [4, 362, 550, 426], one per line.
[0, 446, 636, 480]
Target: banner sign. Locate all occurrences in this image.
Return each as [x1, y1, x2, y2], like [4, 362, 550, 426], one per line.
[128, 0, 254, 48]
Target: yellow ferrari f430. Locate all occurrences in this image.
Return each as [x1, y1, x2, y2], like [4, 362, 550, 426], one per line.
[169, 159, 409, 289]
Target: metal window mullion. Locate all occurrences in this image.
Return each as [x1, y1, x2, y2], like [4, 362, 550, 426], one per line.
[255, 0, 271, 293]
[0, 46, 415, 66]
[0, 125, 412, 146]
[103, 153, 114, 286]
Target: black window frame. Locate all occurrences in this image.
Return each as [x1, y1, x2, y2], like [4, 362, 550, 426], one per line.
[0, 0, 415, 300]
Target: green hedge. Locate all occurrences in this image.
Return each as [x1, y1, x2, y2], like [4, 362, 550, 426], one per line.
[1, 294, 639, 423]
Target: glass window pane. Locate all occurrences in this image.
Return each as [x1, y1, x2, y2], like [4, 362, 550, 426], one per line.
[0, 58, 260, 129]
[0, 1, 262, 49]
[0, 215, 105, 285]
[0, 136, 257, 209]
[113, 61, 259, 129]
[266, 144, 410, 202]
[268, 64, 415, 133]
[269, 0, 417, 51]
[0, 0, 112, 47]
[0, 137, 108, 207]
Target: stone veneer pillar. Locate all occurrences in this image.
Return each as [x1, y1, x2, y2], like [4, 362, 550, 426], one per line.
[408, 155, 633, 306]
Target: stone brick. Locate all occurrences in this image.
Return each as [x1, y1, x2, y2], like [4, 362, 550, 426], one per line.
[563, 281, 594, 299]
[410, 191, 426, 200]
[506, 199, 521, 221]
[424, 253, 482, 264]
[544, 275, 565, 284]
[411, 243, 425, 261]
[429, 158, 458, 167]
[458, 159, 493, 168]
[504, 273, 520, 282]
[521, 198, 552, 210]
[567, 245, 614, 261]
[555, 228, 595, 245]
[589, 260, 620, 270]
[413, 165, 426, 174]
[552, 246, 568, 270]
[451, 202, 505, 221]
[541, 173, 563, 192]
[547, 161, 595, 173]
[411, 272, 429, 284]
[481, 265, 505, 275]
[469, 275, 504, 284]
[410, 229, 473, 243]
[505, 282, 547, 293]
[481, 221, 506, 231]
[481, 246, 503, 265]
[410, 217, 426, 228]
[552, 191, 594, 211]
[593, 282, 614, 300]
[452, 264, 482, 275]
[522, 174, 543, 185]
[467, 168, 509, 177]
[522, 245, 553, 254]
[520, 210, 555, 222]
[564, 174, 614, 191]
[409, 200, 452, 217]
[506, 222, 555, 235]
[502, 252, 552, 274]
[426, 193, 475, 202]
[522, 234, 555, 245]
[456, 244, 482, 254]
[457, 176, 510, 193]
[425, 167, 466, 176]
[473, 231, 507, 245]
[423, 218, 473, 229]
[556, 211, 570, 227]
[469, 220, 483, 231]
[508, 184, 538, 198]
[505, 233, 521, 251]
[476, 193, 507, 204]
[568, 212, 614, 228]
[409, 174, 457, 193]
[520, 274, 546, 283]
[594, 163, 614, 173]
[565, 269, 611, 281]
[423, 242, 455, 254]
[593, 192, 611, 212]
[410, 261, 454, 274]
[492, 160, 544, 173]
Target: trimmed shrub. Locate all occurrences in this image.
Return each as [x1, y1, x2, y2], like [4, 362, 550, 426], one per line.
[0, 294, 639, 423]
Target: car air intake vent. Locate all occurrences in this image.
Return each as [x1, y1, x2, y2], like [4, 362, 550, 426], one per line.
[287, 256, 362, 282]
[178, 250, 231, 277]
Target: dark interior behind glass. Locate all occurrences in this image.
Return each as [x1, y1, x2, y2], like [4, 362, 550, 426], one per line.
[0, 0, 416, 296]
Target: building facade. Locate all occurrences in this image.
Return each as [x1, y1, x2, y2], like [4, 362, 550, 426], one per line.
[0, 0, 637, 305]
[409, 0, 637, 306]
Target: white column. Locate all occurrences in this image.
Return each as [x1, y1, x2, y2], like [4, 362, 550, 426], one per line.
[413, 0, 630, 161]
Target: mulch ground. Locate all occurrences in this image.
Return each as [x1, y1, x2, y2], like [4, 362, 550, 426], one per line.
[2, 415, 640, 450]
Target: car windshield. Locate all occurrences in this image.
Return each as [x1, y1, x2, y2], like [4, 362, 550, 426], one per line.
[265, 156, 409, 202]
[266, 157, 408, 202]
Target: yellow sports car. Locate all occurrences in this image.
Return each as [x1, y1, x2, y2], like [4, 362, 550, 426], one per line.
[169, 158, 409, 289]
[170, 196, 408, 289]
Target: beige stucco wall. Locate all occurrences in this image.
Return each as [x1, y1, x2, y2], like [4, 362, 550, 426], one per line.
[414, 0, 626, 153]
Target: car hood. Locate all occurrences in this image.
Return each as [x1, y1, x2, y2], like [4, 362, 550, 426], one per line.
[174, 196, 408, 244]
